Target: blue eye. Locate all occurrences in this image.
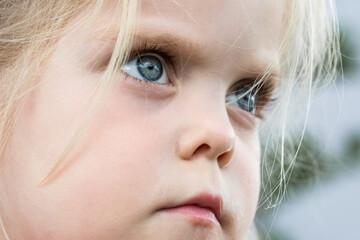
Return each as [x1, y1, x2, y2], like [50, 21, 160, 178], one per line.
[226, 86, 256, 114]
[121, 54, 169, 84]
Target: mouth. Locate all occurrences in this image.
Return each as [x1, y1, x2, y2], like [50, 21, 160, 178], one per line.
[158, 192, 223, 227]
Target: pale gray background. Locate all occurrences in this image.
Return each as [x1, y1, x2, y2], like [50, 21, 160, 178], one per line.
[271, 0, 360, 239]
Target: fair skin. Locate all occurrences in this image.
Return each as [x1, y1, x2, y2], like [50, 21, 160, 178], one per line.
[0, 0, 284, 239]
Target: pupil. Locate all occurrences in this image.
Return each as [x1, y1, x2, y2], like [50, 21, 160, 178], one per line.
[137, 56, 163, 81]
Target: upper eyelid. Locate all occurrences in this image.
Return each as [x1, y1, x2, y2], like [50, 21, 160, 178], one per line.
[128, 52, 162, 62]
[231, 74, 279, 95]
[129, 40, 178, 61]
[227, 79, 261, 95]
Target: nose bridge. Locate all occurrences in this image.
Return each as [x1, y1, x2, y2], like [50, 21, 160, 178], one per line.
[176, 94, 236, 167]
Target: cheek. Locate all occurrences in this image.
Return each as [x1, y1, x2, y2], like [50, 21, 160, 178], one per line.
[238, 133, 261, 206]
[0, 69, 173, 238]
[45, 88, 175, 236]
[224, 133, 260, 232]
[237, 134, 261, 195]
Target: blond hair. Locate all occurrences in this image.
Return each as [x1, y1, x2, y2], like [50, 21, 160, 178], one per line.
[259, 0, 340, 210]
[0, 0, 340, 239]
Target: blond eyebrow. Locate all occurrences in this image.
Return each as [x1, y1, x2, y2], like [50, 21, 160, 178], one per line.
[96, 28, 201, 53]
[134, 32, 201, 51]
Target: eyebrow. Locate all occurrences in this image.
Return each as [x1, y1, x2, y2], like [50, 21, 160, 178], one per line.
[133, 33, 202, 52]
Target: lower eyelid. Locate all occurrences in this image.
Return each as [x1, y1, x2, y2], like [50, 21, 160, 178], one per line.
[226, 105, 258, 130]
[119, 72, 176, 99]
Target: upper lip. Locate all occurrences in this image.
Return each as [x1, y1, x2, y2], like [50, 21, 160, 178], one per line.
[162, 192, 223, 224]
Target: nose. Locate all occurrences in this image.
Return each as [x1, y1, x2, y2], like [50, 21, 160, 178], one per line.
[176, 108, 236, 168]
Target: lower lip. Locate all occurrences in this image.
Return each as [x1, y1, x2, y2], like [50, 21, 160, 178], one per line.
[160, 205, 219, 226]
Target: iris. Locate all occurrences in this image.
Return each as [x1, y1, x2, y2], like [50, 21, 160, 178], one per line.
[136, 55, 163, 82]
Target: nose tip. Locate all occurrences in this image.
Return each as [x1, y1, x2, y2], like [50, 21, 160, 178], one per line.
[176, 125, 236, 168]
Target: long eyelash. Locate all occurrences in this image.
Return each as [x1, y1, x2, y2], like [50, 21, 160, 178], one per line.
[129, 41, 177, 67]
[230, 78, 278, 119]
[255, 82, 278, 119]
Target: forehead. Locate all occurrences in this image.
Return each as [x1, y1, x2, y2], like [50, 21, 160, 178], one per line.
[138, 0, 285, 71]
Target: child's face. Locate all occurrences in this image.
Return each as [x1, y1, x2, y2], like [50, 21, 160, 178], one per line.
[1, 0, 284, 239]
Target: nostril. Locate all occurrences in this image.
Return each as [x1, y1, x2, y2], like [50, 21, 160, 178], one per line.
[191, 144, 233, 168]
[175, 126, 235, 162]
[217, 149, 234, 168]
[193, 144, 211, 157]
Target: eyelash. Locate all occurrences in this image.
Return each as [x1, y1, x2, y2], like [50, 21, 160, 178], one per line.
[125, 41, 277, 119]
[129, 41, 177, 70]
[229, 80, 277, 119]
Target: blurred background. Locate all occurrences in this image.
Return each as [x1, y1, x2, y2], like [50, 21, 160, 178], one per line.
[256, 0, 360, 239]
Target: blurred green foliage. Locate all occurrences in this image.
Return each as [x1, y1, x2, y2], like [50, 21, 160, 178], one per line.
[255, 133, 330, 238]
[259, 134, 330, 208]
[338, 26, 357, 77]
[258, 230, 293, 240]
[257, 130, 360, 239]
[343, 133, 360, 162]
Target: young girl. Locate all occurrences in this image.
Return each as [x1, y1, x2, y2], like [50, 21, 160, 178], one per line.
[0, 0, 339, 239]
